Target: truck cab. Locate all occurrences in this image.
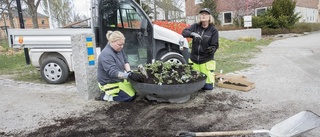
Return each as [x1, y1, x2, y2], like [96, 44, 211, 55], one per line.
[95, 0, 189, 66]
[7, 0, 190, 84]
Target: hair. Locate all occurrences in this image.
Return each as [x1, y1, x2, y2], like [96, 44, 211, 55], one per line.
[197, 14, 215, 25]
[106, 30, 125, 42]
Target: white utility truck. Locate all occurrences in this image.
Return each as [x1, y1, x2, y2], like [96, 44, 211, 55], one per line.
[7, 0, 190, 84]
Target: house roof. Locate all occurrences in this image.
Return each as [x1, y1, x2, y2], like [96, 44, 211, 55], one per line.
[11, 9, 48, 18]
[155, 1, 183, 12]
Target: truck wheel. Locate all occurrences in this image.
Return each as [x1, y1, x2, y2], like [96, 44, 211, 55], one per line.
[160, 52, 186, 64]
[40, 58, 69, 84]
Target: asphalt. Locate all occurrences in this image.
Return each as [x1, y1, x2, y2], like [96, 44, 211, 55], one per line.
[233, 31, 320, 136]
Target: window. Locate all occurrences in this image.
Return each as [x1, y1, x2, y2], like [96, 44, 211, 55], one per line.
[118, 4, 142, 28]
[41, 20, 45, 25]
[256, 7, 267, 16]
[223, 12, 232, 24]
[101, 1, 142, 28]
[195, 0, 202, 4]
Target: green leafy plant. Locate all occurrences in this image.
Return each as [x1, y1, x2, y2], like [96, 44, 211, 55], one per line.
[142, 61, 205, 85]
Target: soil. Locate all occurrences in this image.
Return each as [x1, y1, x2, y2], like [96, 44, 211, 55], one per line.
[23, 91, 258, 137]
[1, 72, 262, 137]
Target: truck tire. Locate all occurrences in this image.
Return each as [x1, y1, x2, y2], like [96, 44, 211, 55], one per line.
[160, 52, 187, 64]
[40, 58, 69, 84]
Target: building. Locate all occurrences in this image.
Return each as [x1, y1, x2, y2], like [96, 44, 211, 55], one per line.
[185, 0, 320, 25]
[0, 10, 49, 39]
[144, 0, 185, 21]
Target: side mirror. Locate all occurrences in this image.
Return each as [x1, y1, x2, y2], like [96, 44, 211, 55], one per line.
[140, 18, 148, 30]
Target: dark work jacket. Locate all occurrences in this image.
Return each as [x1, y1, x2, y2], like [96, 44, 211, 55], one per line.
[97, 43, 128, 85]
[182, 23, 219, 64]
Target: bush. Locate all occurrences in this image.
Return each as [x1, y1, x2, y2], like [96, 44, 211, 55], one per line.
[252, 0, 300, 30]
[261, 23, 320, 35]
[216, 25, 243, 31]
[264, 15, 280, 29]
[238, 36, 256, 42]
[252, 16, 265, 28]
[262, 28, 290, 35]
[292, 23, 320, 32]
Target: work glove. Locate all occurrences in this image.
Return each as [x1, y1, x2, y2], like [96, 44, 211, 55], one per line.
[206, 46, 216, 54]
[128, 72, 145, 82]
[191, 32, 202, 41]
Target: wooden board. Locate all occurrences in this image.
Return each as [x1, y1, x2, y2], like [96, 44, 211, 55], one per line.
[215, 74, 255, 92]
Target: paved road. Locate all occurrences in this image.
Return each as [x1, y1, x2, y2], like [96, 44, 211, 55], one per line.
[235, 31, 320, 136]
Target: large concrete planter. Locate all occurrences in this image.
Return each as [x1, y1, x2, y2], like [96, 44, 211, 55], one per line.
[129, 75, 206, 103]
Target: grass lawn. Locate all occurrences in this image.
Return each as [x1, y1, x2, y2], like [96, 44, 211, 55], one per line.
[215, 37, 273, 73]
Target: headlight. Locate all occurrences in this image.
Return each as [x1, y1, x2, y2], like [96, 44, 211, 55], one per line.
[179, 38, 184, 47]
[179, 38, 189, 51]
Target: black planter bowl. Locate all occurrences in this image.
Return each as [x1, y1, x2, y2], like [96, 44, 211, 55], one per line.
[129, 75, 207, 103]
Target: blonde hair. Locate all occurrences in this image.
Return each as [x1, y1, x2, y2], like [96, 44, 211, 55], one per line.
[197, 14, 215, 25]
[106, 30, 125, 42]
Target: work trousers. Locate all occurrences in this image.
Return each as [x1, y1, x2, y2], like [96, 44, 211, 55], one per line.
[189, 60, 216, 90]
[98, 80, 136, 102]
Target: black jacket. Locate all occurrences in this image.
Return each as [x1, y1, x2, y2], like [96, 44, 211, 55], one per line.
[182, 23, 219, 64]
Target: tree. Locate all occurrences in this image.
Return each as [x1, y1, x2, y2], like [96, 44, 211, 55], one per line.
[268, 0, 300, 27]
[135, 0, 153, 19]
[42, 0, 74, 28]
[252, 0, 300, 29]
[156, 0, 174, 20]
[0, 0, 16, 28]
[230, 0, 268, 27]
[147, 0, 184, 21]
[23, 0, 41, 28]
[199, 0, 220, 25]
[171, 0, 184, 20]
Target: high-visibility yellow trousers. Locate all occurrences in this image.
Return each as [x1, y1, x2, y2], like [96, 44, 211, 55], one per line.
[189, 59, 216, 90]
[98, 80, 136, 101]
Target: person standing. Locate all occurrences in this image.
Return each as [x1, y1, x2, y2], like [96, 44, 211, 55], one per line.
[182, 8, 219, 90]
[96, 30, 145, 102]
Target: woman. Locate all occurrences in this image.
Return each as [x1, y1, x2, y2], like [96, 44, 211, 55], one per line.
[97, 30, 144, 102]
[182, 8, 219, 90]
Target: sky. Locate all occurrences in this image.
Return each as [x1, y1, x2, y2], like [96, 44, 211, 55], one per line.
[38, 0, 91, 17]
[36, 0, 91, 28]
[73, 0, 91, 17]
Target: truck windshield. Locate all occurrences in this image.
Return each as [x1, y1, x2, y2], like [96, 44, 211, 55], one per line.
[101, 0, 145, 29]
[118, 4, 142, 28]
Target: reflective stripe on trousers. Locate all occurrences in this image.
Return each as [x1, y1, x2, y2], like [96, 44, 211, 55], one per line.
[98, 80, 135, 97]
[188, 59, 216, 84]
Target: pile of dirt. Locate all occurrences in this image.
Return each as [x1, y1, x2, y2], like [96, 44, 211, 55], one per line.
[21, 91, 258, 137]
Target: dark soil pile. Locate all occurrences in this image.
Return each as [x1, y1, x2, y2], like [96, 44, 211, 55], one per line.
[23, 92, 260, 137]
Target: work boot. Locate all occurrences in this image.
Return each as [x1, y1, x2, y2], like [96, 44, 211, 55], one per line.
[201, 83, 214, 90]
[103, 94, 114, 102]
[95, 92, 105, 101]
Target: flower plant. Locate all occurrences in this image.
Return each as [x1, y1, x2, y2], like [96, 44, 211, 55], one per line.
[153, 20, 192, 42]
[141, 61, 205, 85]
